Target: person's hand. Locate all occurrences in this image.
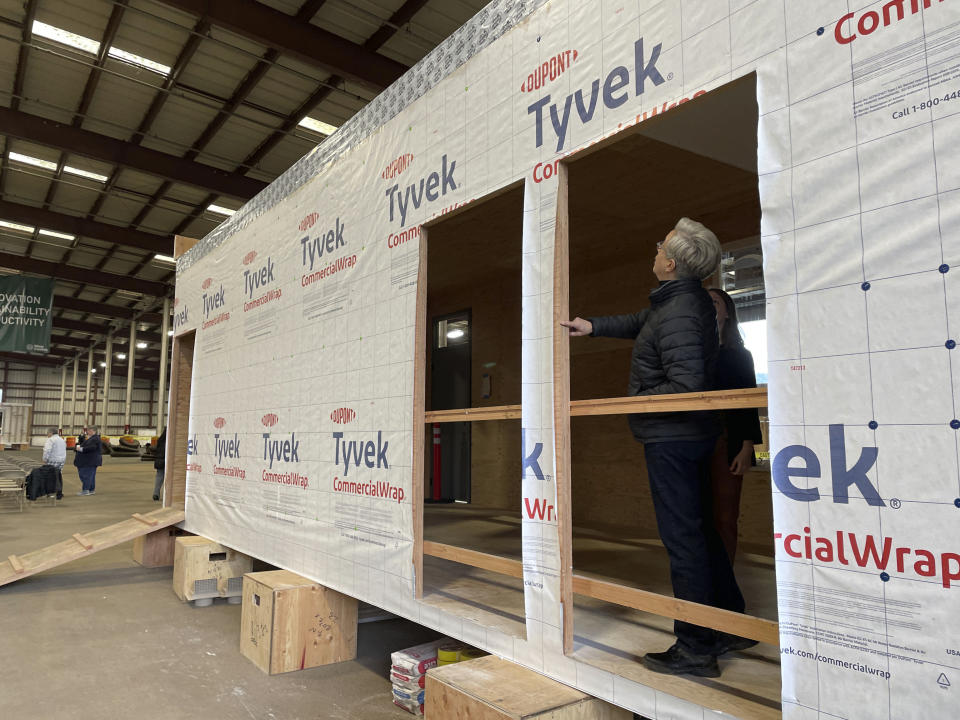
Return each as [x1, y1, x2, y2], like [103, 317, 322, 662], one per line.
[729, 443, 754, 475]
[560, 317, 593, 337]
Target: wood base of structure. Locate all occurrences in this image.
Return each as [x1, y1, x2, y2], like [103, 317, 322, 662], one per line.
[172, 536, 253, 604]
[240, 570, 358, 674]
[426, 655, 631, 719]
[133, 526, 192, 567]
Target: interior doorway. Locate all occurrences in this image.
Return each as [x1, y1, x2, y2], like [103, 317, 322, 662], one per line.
[429, 310, 471, 503]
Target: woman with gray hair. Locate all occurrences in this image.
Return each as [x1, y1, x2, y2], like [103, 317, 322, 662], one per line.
[561, 218, 748, 678]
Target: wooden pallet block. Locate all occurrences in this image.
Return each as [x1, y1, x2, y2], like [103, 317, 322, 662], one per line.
[426, 655, 631, 719]
[172, 536, 253, 603]
[133, 526, 192, 567]
[240, 569, 358, 674]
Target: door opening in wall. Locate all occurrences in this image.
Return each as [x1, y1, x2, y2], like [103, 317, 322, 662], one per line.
[412, 180, 526, 639]
[429, 309, 471, 503]
[553, 72, 781, 714]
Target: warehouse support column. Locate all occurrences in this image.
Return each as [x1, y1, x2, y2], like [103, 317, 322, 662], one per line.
[57, 363, 67, 431]
[124, 322, 136, 432]
[156, 297, 170, 434]
[82, 347, 93, 428]
[101, 335, 112, 433]
[69, 354, 79, 434]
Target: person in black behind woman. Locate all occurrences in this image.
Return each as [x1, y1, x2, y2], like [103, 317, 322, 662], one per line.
[708, 288, 763, 562]
[153, 427, 166, 501]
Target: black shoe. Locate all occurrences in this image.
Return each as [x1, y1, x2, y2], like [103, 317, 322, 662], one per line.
[641, 643, 720, 677]
[153, 495, 159, 501]
[715, 632, 759, 655]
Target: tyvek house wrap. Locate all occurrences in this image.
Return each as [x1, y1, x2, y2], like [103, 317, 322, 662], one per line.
[175, 0, 960, 718]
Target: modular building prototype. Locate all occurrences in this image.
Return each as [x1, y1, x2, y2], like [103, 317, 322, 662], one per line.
[171, 1, 960, 718]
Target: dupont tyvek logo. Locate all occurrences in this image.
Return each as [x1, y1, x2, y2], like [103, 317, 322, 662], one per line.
[528, 37, 667, 151]
[332, 431, 389, 475]
[300, 217, 346, 271]
[382, 153, 414, 180]
[262, 413, 278, 428]
[835, 1, 937, 44]
[173, 299, 188, 330]
[330, 407, 356, 425]
[201, 284, 227, 327]
[384, 154, 458, 225]
[258, 414, 308, 487]
[201, 277, 212, 290]
[214, 432, 240, 462]
[520, 49, 578, 92]
[213, 417, 226, 429]
[299, 212, 319, 232]
[242, 251, 280, 311]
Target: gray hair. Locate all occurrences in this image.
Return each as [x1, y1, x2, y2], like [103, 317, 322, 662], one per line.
[87, 426, 98, 434]
[664, 218, 721, 280]
[47, 427, 58, 435]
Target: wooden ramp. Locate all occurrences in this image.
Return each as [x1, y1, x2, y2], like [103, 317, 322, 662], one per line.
[0, 507, 184, 587]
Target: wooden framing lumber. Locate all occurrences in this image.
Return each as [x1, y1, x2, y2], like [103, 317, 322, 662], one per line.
[421, 540, 778, 645]
[71, 533, 93, 550]
[132, 513, 159, 526]
[411, 226, 428, 599]
[569, 387, 767, 415]
[0, 508, 184, 586]
[423, 541, 523, 580]
[424, 405, 522, 423]
[552, 160, 575, 655]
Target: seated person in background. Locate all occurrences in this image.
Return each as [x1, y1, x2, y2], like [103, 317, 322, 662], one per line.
[561, 218, 752, 678]
[708, 288, 763, 561]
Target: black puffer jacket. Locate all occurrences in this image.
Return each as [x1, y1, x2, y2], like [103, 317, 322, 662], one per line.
[589, 278, 720, 444]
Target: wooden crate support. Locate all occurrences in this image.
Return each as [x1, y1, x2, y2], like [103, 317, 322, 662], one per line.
[240, 570, 358, 674]
[172, 536, 253, 604]
[426, 655, 631, 719]
[133, 526, 191, 568]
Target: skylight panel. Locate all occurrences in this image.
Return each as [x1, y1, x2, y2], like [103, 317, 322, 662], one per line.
[64, 166, 109, 183]
[107, 47, 171, 76]
[0, 220, 36, 234]
[298, 117, 338, 136]
[153, 254, 176, 264]
[32, 21, 100, 54]
[9, 152, 57, 171]
[207, 204, 236, 216]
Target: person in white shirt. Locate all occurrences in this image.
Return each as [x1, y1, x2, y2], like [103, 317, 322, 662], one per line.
[42, 428, 66, 469]
[42, 427, 67, 494]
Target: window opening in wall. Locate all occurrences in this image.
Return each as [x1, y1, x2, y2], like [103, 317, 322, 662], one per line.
[554, 73, 781, 715]
[413, 180, 525, 639]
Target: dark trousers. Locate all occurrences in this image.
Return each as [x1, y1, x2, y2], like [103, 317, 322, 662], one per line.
[77, 466, 97, 493]
[644, 437, 745, 655]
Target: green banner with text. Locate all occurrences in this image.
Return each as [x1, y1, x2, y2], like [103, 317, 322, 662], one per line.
[0, 275, 53, 353]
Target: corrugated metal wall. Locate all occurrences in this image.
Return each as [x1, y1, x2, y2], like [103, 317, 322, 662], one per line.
[0, 361, 169, 440]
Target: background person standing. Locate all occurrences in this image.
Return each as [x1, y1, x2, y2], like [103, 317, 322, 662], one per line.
[74, 426, 103, 496]
[153, 427, 166, 501]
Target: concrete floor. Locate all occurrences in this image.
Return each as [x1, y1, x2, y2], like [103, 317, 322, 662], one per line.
[0, 451, 441, 720]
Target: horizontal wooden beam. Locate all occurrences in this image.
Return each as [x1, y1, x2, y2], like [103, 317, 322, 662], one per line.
[424, 405, 522, 423]
[422, 541, 779, 646]
[571, 574, 779, 646]
[569, 387, 767, 416]
[423, 541, 523, 579]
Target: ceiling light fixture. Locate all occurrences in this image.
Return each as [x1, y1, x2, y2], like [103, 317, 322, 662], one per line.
[107, 47, 171, 76]
[0, 220, 35, 234]
[207, 204, 236, 216]
[31, 21, 99, 54]
[298, 117, 338, 136]
[63, 166, 108, 183]
[447, 328, 465, 339]
[38, 229, 75, 241]
[9, 151, 57, 171]
[137, 341, 147, 349]
[116, 352, 127, 360]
